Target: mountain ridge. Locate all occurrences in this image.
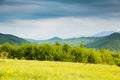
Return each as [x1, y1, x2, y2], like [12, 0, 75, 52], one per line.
[1, 32, 120, 51]
[48, 37, 62, 41]
[0, 33, 29, 45]
[86, 32, 120, 52]
[37, 32, 120, 51]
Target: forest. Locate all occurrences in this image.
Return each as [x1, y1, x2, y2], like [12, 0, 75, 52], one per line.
[0, 42, 120, 66]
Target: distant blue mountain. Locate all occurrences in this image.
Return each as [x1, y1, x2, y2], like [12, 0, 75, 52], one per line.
[48, 37, 62, 41]
[37, 32, 120, 51]
[25, 39, 38, 43]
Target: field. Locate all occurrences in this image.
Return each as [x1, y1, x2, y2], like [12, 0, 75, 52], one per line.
[0, 59, 120, 80]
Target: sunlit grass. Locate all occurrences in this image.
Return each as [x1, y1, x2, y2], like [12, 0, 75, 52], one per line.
[0, 59, 120, 80]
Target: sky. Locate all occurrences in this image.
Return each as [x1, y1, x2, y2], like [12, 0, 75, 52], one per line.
[0, 0, 120, 40]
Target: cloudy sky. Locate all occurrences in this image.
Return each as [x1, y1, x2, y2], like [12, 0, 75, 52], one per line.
[0, 0, 120, 40]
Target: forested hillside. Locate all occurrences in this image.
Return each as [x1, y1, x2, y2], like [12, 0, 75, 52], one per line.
[38, 37, 102, 46]
[86, 33, 120, 52]
[38, 37, 63, 44]
[0, 33, 29, 45]
[63, 37, 101, 45]
[37, 33, 120, 52]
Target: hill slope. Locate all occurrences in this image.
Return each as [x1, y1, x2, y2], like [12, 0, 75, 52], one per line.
[37, 33, 120, 51]
[63, 37, 102, 46]
[86, 33, 120, 51]
[39, 37, 63, 44]
[38, 37, 102, 46]
[0, 33, 29, 45]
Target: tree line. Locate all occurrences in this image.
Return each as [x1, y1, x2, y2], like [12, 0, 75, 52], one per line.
[0, 42, 120, 66]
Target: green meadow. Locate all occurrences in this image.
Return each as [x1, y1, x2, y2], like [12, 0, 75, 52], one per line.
[0, 59, 120, 80]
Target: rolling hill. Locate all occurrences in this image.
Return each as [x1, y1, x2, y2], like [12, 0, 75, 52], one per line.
[38, 37, 63, 44]
[62, 37, 102, 46]
[38, 37, 102, 46]
[0, 33, 29, 45]
[48, 37, 62, 41]
[86, 33, 120, 52]
[36, 32, 120, 51]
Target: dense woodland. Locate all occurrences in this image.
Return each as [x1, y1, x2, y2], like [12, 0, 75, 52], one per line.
[0, 42, 120, 66]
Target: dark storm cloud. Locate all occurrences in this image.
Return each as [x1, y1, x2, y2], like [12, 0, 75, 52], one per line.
[0, 0, 4, 5]
[0, 0, 120, 22]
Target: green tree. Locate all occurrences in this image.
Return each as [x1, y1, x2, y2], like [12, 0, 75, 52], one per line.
[63, 43, 71, 52]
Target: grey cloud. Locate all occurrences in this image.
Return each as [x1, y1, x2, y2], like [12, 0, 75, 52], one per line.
[0, 0, 120, 22]
[0, 0, 4, 5]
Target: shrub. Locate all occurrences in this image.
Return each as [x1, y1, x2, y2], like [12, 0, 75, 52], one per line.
[0, 43, 119, 66]
[0, 52, 8, 59]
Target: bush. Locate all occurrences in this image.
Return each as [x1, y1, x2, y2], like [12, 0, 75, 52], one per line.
[0, 43, 119, 66]
[0, 52, 8, 59]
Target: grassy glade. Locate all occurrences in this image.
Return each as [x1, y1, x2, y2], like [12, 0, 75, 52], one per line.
[0, 42, 120, 66]
[0, 59, 120, 80]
